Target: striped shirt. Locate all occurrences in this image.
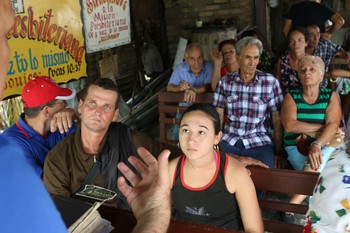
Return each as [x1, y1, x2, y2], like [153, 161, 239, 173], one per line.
[213, 69, 284, 149]
[284, 88, 332, 146]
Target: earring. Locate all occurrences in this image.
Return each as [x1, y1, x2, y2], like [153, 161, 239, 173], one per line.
[177, 142, 181, 148]
[214, 144, 219, 151]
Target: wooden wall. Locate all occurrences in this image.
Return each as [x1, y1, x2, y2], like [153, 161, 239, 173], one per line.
[164, 0, 254, 63]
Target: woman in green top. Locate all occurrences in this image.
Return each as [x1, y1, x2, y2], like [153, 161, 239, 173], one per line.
[280, 55, 342, 224]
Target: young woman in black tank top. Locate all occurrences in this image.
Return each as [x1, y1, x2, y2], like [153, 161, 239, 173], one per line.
[168, 104, 263, 232]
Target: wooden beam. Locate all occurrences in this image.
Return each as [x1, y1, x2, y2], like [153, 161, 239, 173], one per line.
[254, 0, 267, 43]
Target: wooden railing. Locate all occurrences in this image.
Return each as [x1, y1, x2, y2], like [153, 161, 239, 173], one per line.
[248, 167, 319, 233]
[158, 90, 214, 144]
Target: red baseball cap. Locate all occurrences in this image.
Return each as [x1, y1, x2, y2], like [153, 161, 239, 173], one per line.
[22, 76, 76, 108]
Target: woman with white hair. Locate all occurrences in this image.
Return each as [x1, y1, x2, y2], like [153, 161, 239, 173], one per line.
[281, 55, 343, 223]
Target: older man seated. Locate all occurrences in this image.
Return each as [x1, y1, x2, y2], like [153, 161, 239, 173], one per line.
[213, 36, 284, 168]
[167, 43, 213, 102]
[167, 43, 213, 140]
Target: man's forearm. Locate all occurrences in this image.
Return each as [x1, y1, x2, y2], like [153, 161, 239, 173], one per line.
[329, 13, 345, 35]
[132, 207, 171, 233]
[282, 19, 292, 38]
[193, 83, 211, 94]
[332, 69, 350, 78]
[166, 85, 181, 92]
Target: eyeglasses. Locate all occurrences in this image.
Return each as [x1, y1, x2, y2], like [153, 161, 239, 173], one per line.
[187, 56, 203, 64]
[299, 67, 318, 74]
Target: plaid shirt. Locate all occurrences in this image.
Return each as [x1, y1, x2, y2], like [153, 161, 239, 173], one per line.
[315, 38, 343, 87]
[315, 38, 343, 72]
[213, 70, 283, 149]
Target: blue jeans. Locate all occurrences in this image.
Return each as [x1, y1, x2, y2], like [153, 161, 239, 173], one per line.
[219, 140, 275, 168]
[285, 145, 335, 172]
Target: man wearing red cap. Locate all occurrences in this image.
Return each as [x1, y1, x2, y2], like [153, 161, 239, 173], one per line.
[3, 76, 78, 178]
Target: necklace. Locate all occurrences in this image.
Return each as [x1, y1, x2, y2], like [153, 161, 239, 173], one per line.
[303, 93, 319, 104]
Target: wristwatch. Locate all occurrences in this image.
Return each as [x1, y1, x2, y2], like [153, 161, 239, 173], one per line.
[189, 86, 197, 93]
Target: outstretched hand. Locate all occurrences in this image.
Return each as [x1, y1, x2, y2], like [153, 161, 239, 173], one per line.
[117, 147, 171, 233]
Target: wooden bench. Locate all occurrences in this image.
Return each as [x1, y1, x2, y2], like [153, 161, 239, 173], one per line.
[99, 168, 319, 233]
[99, 206, 238, 233]
[248, 167, 320, 233]
[158, 90, 214, 144]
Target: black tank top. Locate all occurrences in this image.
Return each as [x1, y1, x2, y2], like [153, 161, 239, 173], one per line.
[171, 151, 242, 230]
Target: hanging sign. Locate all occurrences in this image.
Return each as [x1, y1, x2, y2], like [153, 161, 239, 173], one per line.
[5, 0, 87, 99]
[81, 0, 131, 53]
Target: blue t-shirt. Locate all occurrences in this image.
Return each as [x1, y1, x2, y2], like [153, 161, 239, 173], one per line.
[0, 135, 67, 233]
[3, 113, 76, 177]
[168, 60, 213, 87]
